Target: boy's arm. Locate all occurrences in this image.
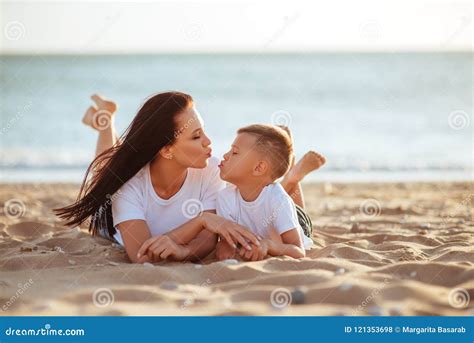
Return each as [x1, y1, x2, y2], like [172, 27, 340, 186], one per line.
[216, 239, 237, 260]
[266, 228, 306, 259]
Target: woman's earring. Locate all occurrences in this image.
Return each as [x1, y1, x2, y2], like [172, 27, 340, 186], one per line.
[167, 154, 173, 160]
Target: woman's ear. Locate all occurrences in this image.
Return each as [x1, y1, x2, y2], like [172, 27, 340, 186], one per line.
[159, 145, 174, 160]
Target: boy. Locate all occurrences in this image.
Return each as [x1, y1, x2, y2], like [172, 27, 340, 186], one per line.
[216, 124, 325, 261]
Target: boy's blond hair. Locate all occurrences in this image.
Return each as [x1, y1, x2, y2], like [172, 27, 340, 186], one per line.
[237, 124, 293, 180]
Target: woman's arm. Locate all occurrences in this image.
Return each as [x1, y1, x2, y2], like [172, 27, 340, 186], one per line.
[116, 219, 152, 263]
[119, 211, 260, 263]
[118, 216, 208, 263]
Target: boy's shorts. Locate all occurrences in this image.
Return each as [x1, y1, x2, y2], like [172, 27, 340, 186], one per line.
[295, 204, 313, 239]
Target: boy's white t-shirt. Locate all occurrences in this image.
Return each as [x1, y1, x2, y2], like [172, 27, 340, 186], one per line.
[111, 157, 225, 245]
[216, 183, 313, 250]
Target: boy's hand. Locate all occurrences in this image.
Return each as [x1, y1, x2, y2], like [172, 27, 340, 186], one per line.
[216, 240, 236, 260]
[239, 239, 269, 261]
[200, 212, 260, 250]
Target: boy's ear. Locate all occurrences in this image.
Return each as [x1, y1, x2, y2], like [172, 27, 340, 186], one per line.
[253, 160, 269, 176]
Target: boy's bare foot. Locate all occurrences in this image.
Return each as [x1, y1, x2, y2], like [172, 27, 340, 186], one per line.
[285, 151, 326, 184]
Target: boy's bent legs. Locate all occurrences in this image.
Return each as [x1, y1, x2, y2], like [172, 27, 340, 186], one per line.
[280, 151, 326, 208]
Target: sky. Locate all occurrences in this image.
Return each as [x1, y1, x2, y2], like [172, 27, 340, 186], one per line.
[1, 0, 472, 54]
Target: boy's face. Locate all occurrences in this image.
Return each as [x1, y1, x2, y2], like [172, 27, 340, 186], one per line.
[218, 133, 262, 185]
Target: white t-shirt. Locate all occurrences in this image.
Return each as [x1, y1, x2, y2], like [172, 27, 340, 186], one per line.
[111, 157, 225, 245]
[216, 183, 313, 250]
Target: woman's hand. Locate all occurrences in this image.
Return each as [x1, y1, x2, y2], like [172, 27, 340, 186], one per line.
[200, 212, 260, 250]
[137, 235, 190, 262]
[238, 239, 269, 261]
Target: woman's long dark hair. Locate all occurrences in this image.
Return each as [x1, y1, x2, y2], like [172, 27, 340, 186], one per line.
[54, 91, 193, 237]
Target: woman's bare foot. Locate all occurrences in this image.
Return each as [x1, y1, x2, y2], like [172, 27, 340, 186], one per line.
[82, 94, 118, 131]
[284, 151, 326, 184]
[91, 94, 118, 114]
[82, 105, 98, 128]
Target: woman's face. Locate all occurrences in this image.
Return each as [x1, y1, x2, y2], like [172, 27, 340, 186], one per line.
[169, 106, 212, 168]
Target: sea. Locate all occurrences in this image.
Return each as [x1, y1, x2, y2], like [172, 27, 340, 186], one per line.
[0, 52, 472, 183]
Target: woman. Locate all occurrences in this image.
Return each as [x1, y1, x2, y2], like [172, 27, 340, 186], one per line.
[55, 91, 260, 264]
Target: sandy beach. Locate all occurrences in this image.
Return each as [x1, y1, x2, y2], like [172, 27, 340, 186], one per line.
[0, 181, 472, 316]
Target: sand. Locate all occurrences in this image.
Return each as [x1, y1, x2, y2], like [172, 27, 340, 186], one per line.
[0, 181, 473, 316]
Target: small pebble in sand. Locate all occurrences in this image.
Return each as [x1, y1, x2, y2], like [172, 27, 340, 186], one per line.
[420, 223, 431, 229]
[221, 259, 239, 265]
[31, 304, 51, 312]
[335, 268, 345, 275]
[53, 246, 64, 253]
[160, 281, 179, 290]
[68, 259, 76, 265]
[20, 246, 33, 252]
[324, 183, 333, 194]
[107, 261, 120, 266]
[291, 289, 306, 305]
[193, 264, 203, 269]
[457, 218, 465, 224]
[222, 299, 233, 308]
[350, 223, 360, 233]
[419, 229, 428, 235]
[389, 306, 404, 315]
[367, 306, 384, 316]
[410, 271, 417, 277]
[143, 262, 154, 268]
[339, 282, 353, 291]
